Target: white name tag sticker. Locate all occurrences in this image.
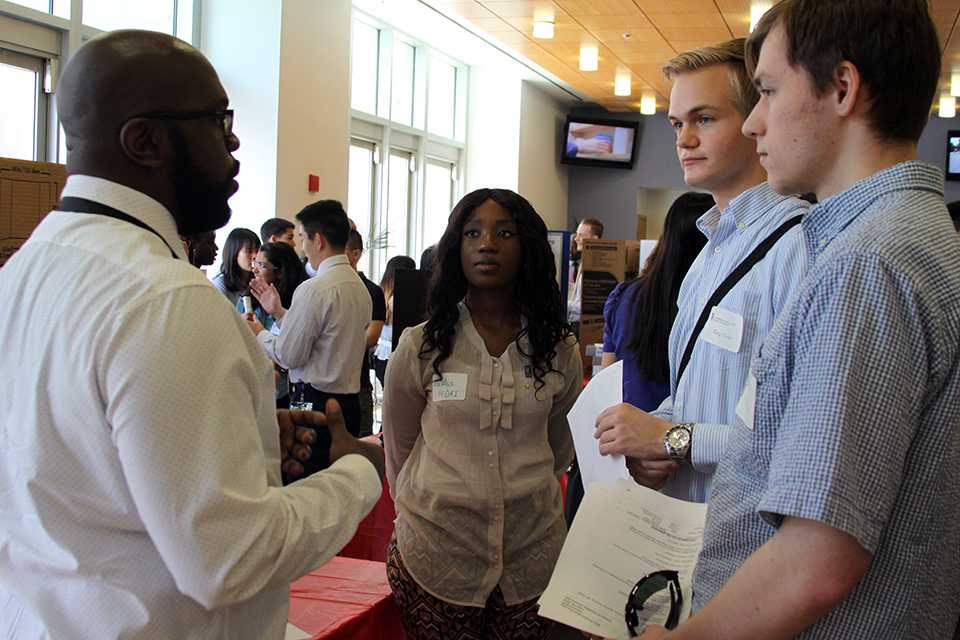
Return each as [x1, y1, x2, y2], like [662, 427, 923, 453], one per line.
[735, 371, 757, 430]
[700, 306, 744, 353]
[432, 373, 468, 402]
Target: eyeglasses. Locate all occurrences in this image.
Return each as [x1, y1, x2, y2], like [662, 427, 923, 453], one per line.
[134, 109, 234, 138]
[254, 261, 280, 270]
[625, 570, 682, 635]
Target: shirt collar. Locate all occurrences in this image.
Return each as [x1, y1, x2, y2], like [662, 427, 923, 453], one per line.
[60, 175, 188, 260]
[697, 181, 782, 237]
[804, 161, 944, 258]
[315, 253, 351, 275]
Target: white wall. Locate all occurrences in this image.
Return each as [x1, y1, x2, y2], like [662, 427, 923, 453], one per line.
[518, 80, 569, 231]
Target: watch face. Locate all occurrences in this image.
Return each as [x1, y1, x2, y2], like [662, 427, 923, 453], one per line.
[668, 428, 690, 450]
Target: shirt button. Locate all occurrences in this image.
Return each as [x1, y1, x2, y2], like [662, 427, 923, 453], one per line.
[714, 246, 722, 253]
[488, 451, 494, 456]
[494, 362, 499, 368]
[737, 222, 745, 229]
[489, 463, 494, 468]
[493, 398, 499, 404]
[494, 515, 500, 521]
[699, 298, 706, 305]
[524, 381, 529, 389]
[494, 554, 500, 560]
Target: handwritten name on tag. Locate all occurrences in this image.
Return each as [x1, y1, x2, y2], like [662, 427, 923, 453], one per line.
[432, 373, 468, 402]
[700, 306, 744, 353]
[735, 371, 757, 430]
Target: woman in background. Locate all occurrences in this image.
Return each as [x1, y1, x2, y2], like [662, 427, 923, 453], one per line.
[374, 255, 417, 385]
[212, 227, 260, 307]
[242, 241, 309, 409]
[382, 188, 580, 640]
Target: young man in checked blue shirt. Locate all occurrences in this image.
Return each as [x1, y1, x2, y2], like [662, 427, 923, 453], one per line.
[594, 39, 808, 504]
[627, 0, 960, 638]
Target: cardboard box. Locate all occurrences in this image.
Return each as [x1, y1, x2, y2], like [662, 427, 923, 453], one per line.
[0, 156, 68, 267]
[578, 237, 641, 377]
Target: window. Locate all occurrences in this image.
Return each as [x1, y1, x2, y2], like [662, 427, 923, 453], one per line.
[348, 138, 378, 276]
[0, 51, 47, 161]
[2, 0, 194, 39]
[348, 14, 465, 276]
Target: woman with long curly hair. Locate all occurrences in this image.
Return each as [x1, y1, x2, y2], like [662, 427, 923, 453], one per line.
[382, 188, 581, 640]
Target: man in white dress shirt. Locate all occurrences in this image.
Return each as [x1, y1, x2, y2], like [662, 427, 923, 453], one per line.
[248, 200, 372, 478]
[0, 30, 384, 640]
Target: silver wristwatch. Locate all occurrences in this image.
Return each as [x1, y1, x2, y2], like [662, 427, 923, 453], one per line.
[664, 423, 694, 461]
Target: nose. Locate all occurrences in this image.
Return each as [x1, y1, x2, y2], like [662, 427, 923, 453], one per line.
[226, 131, 240, 152]
[478, 230, 497, 252]
[677, 126, 697, 149]
[742, 105, 762, 139]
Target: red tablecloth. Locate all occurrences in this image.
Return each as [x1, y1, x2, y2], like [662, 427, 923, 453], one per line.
[288, 556, 407, 640]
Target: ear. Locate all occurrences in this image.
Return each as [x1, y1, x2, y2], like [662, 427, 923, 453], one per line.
[832, 61, 861, 118]
[118, 118, 168, 168]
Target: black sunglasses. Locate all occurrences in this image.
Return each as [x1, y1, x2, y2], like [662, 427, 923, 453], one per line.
[133, 109, 234, 138]
[625, 569, 683, 635]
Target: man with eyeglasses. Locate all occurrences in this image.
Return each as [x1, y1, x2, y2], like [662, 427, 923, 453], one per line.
[0, 30, 385, 640]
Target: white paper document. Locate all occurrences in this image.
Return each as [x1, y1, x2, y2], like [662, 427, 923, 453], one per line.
[568, 361, 630, 488]
[538, 479, 708, 639]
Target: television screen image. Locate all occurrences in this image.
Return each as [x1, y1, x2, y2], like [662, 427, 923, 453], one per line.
[561, 116, 639, 169]
[948, 132, 960, 181]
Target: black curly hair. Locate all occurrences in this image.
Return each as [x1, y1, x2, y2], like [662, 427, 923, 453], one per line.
[420, 188, 574, 393]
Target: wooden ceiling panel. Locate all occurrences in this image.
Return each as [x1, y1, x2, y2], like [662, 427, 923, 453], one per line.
[432, 0, 959, 115]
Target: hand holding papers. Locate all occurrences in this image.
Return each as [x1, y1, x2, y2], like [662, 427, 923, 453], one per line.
[538, 479, 707, 639]
[568, 362, 630, 487]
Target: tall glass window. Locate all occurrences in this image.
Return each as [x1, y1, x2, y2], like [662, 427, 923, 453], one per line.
[386, 148, 413, 264]
[428, 56, 456, 140]
[81, 0, 175, 35]
[423, 159, 455, 250]
[0, 52, 46, 162]
[348, 139, 378, 276]
[351, 21, 379, 117]
[391, 40, 415, 126]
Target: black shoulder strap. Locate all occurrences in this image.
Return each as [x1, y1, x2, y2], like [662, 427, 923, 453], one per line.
[675, 215, 802, 386]
[58, 196, 179, 259]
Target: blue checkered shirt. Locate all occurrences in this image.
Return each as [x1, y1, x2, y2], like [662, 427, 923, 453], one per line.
[652, 182, 808, 502]
[693, 162, 960, 638]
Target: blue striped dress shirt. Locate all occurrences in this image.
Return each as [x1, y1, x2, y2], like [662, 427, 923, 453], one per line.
[651, 181, 808, 502]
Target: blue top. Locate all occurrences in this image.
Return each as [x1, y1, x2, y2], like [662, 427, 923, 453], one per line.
[650, 182, 808, 502]
[237, 299, 288, 400]
[694, 162, 960, 638]
[602, 281, 669, 411]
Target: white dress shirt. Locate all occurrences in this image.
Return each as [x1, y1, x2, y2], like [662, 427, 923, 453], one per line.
[383, 305, 580, 607]
[0, 176, 382, 640]
[258, 254, 371, 394]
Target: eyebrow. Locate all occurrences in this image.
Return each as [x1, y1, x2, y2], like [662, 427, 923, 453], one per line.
[668, 104, 718, 120]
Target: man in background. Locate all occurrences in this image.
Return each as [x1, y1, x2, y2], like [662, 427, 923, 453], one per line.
[249, 200, 371, 476]
[260, 216, 297, 248]
[346, 229, 386, 438]
[568, 217, 604, 323]
[0, 30, 384, 640]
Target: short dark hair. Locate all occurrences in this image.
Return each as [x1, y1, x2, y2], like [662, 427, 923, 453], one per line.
[746, 0, 939, 143]
[346, 228, 364, 253]
[580, 217, 604, 238]
[295, 200, 350, 250]
[259, 217, 294, 243]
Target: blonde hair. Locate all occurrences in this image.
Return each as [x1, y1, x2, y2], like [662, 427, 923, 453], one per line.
[661, 38, 759, 119]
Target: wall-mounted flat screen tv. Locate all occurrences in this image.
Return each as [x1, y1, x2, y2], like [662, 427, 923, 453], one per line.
[561, 116, 639, 170]
[947, 130, 960, 182]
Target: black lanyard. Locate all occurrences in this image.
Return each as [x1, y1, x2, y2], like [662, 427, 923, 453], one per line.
[58, 196, 179, 259]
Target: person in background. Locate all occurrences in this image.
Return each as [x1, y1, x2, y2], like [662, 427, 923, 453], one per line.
[187, 230, 218, 269]
[948, 200, 960, 233]
[567, 217, 604, 324]
[244, 241, 309, 409]
[260, 217, 297, 249]
[382, 188, 580, 640]
[247, 200, 371, 477]
[565, 193, 713, 526]
[345, 229, 386, 438]
[374, 255, 417, 386]
[212, 227, 260, 307]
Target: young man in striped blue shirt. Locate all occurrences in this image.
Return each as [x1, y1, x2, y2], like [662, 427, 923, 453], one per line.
[594, 39, 808, 504]
[632, 0, 960, 638]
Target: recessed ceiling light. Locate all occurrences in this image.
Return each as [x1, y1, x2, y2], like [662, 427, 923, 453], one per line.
[580, 45, 598, 72]
[640, 96, 656, 115]
[533, 21, 554, 39]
